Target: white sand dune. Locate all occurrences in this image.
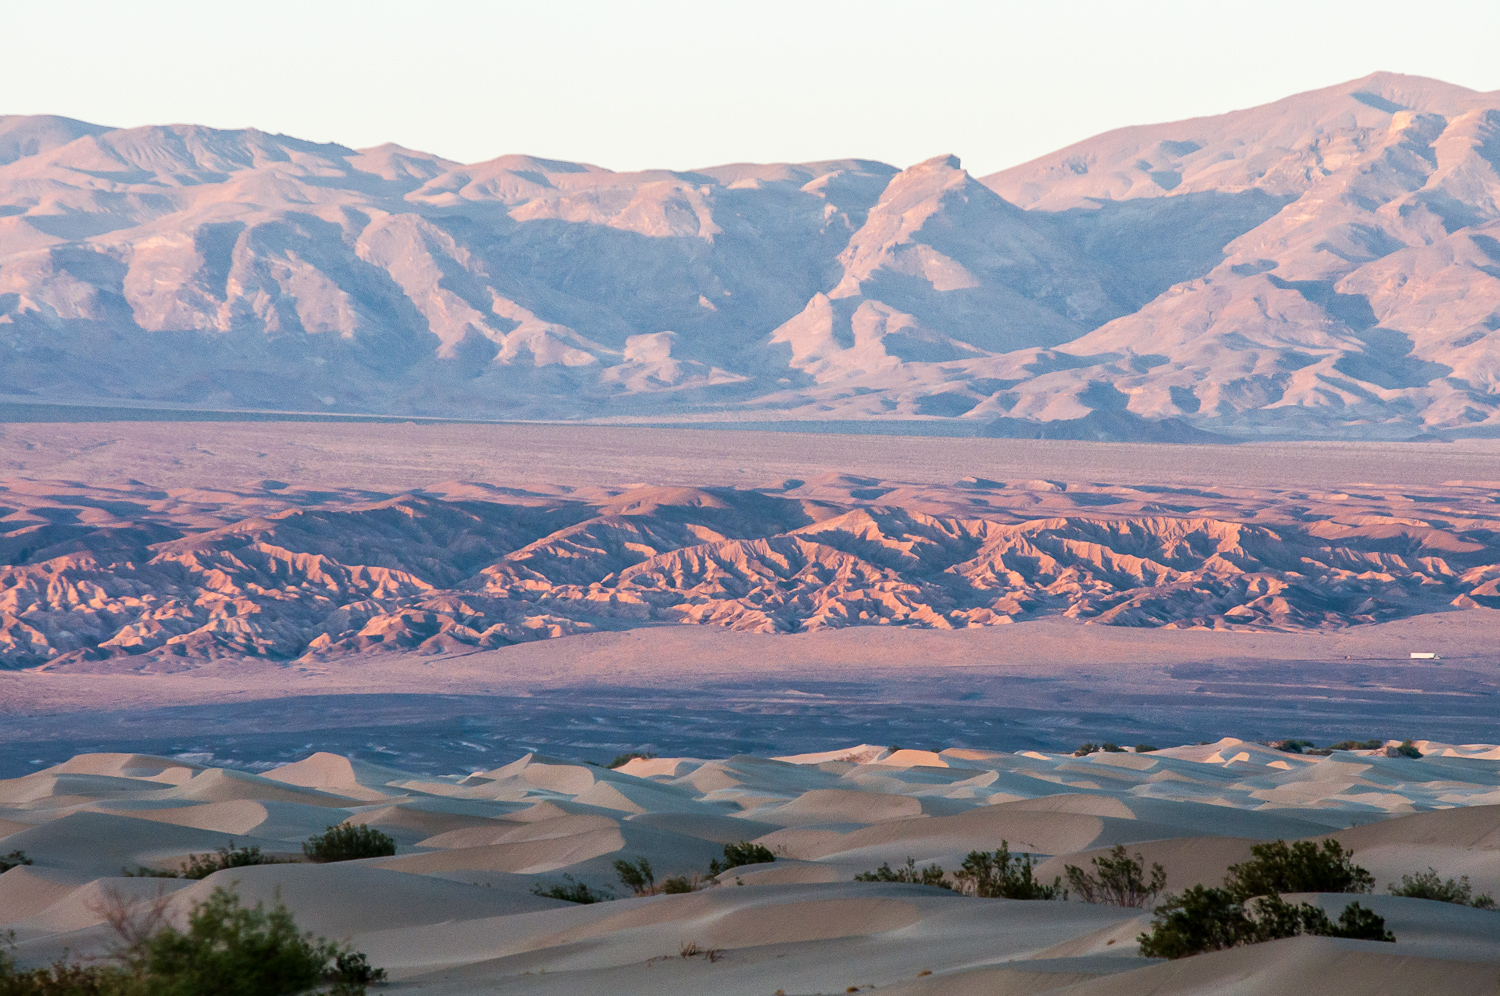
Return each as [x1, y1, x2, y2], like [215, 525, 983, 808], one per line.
[4, 741, 1499, 993]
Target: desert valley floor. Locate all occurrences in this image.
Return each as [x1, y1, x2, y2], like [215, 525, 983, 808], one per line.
[2, 422, 1499, 993]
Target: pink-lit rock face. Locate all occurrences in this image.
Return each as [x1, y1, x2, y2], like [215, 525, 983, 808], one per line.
[2, 472, 1497, 666]
[1, 71, 1499, 440]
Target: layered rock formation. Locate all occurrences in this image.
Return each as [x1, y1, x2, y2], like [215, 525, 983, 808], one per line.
[2, 473, 1496, 665]
[2, 72, 1499, 439]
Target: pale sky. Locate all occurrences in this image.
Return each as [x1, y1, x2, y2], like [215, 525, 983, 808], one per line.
[6, 0, 1499, 176]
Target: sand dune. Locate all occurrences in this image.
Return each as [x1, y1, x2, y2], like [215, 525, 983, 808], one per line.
[4, 739, 1499, 993]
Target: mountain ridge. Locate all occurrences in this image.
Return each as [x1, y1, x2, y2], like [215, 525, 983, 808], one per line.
[2, 72, 1499, 440]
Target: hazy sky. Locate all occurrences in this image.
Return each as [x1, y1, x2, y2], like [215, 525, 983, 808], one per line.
[6, 0, 1499, 175]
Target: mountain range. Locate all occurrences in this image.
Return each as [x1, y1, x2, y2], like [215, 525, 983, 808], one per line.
[3, 72, 1499, 440]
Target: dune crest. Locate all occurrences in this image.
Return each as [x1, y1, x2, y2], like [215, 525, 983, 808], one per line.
[3, 738, 1499, 992]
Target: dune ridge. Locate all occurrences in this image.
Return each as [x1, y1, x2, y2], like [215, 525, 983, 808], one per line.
[3, 739, 1499, 994]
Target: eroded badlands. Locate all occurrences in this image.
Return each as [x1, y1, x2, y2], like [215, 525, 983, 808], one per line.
[2, 471, 1499, 666]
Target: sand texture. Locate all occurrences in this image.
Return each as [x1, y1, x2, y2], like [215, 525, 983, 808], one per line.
[3, 741, 1499, 994]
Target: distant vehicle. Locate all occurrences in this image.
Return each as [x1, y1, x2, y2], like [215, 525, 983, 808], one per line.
[1410, 652, 1440, 660]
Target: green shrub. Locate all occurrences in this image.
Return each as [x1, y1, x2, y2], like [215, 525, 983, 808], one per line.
[1064, 845, 1165, 907]
[709, 841, 775, 876]
[660, 876, 696, 894]
[954, 842, 1063, 900]
[178, 844, 289, 880]
[1137, 887, 1393, 959]
[1136, 885, 1250, 958]
[303, 825, 396, 863]
[613, 857, 655, 896]
[607, 752, 656, 769]
[142, 886, 333, 994]
[1225, 839, 1372, 900]
[1389, 868, 1496, 909]
[0, 885, 386, 995]
[1072, 743, 1100, 757]
[1393, 739, 1422, 758]
[529, 875, 612, 904]
[1270, 739, 1316, 754]
[1134, 744, 1159, 753]
[1328, 739, 1384, 751]
[854, 857, 950, 889]
[1100, 743, 1125, 753]
[0, 851, 31, 874]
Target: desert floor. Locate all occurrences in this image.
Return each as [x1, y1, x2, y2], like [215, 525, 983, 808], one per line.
[3, 424, 1499, 992]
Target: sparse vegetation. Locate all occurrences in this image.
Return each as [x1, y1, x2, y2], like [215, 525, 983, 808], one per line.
[608, 752, 657, 769]
[1072, 743, 1100, 757]
[954, 842, 1064, 900]
[1225, 839, 1373, 900]
[1270, 739, 1316, 754]
[1134, 744, 1158, 753]
[530, 875, 613, 904]
[131, 843, 292, 880]
[303, 824, 397, 863]
[1393, 739, 1423, 758]
[1327, 739, 1384, 752]
[661, 874, 700, 894]
[0, 851, 31, 873]
[854, 857, 951, 889]
[1389, 869, 1496, 909]
[613, 857, 655, 896]
[1138, 887, 1393, 959]
[1064, 845, 1165, 907]
[1100, 743, 1125, 753]
[0, 884, 386, 994]
[708, 841, 775, 876]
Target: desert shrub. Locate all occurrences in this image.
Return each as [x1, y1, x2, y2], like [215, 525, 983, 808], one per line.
[303, 825, 396, 863]
[0, 851, 31, 874]
[1328, 739, 1384, 752]
[1100, 743, 1125, 753]
[330, 951, 388, 994]
[1072, 743, 1100, 757]
[1270, 739, 1316, 754]
[1389, 868, 1496, 909]
[530, 875, 612, 904]
[1393, 739, 1422, 758]
[709, 841, 775, 876]
[142, 886, 334, 994]
[1137, 887, 1393, 959]
[1225, 839, 1372, 900]
[180, 844, 290, 880]
[854, 857, 951, 889]
[0, 885, 386, 995]
[1134, 744, 1158, 753]
[1136, 886, 1250, 958]
[661, 875, 697, 894]
[1064, 845, 1165, 907]
[122, 866, 183, 879]
[954, 842, 1063, 900]
[613, 857, 655, 895]
[608, 752, 656, 769]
